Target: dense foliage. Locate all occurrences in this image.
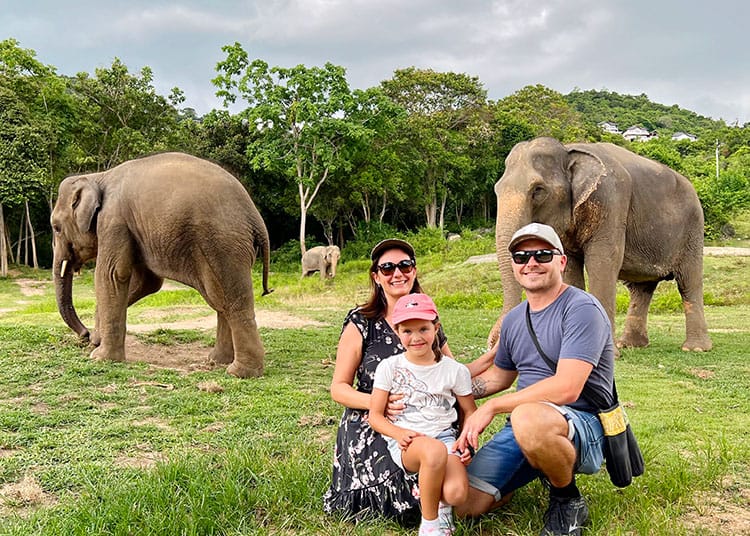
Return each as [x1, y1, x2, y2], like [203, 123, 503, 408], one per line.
[1, 38, 749, 273]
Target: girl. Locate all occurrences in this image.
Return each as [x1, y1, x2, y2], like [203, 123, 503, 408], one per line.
[369, 293, 476, 536]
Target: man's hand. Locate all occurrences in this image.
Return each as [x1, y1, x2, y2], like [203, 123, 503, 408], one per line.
[457, 403, 497, 451]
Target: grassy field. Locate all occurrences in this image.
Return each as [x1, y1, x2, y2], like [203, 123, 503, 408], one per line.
[0, 236, 748, 535]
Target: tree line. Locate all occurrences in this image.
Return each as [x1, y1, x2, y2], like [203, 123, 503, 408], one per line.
[2, 38, 749, 275]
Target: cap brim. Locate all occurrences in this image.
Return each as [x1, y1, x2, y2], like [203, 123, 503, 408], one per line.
[371, 239, 415, 261]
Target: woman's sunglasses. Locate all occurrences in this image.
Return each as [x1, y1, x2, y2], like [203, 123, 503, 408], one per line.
[376, 259, 416, 275]
[511, 249, 561, 265]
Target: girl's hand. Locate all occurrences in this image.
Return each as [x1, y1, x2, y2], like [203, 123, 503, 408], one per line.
[397, 429, 422, 450]
[387, 392, 406, 421]
[452, 441, 474, 465]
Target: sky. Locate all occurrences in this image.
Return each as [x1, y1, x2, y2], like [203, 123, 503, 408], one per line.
[3, 1, 749, 125]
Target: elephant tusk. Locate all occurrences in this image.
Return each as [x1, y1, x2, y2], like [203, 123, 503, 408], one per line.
[60, 260, 68, 278]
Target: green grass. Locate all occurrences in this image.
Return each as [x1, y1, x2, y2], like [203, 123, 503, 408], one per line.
[0, 242, 749, 535]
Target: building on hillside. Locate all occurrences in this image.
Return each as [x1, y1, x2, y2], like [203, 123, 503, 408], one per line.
[671, 131, 698, 142]
[622, 126, 657, 142]
[598, 121, 621, 134]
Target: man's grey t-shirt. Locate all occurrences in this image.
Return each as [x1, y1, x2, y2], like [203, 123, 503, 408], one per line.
[495, 286, 615, 413]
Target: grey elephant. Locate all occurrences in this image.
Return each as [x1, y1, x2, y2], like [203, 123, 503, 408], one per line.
[490, 137, 711, 352]
[301, 245, 341, 280]
[50, 152, 273, 378]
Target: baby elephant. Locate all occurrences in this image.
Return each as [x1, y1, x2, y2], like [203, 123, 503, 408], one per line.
[301, 245, 341, 280]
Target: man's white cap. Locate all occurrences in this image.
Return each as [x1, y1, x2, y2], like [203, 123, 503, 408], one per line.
[508, 223, 564, 254]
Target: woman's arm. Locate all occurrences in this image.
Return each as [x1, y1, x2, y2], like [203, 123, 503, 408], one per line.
[369, 388, 418, 448]
[329, 322, 371, 410]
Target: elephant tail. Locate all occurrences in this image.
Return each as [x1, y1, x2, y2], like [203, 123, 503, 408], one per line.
[259, 231, 274, 296]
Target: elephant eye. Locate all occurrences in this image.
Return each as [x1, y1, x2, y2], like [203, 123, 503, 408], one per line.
[532, 185, 548, 202]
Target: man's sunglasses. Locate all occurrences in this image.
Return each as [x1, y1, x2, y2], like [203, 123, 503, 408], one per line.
[376, 259, 416, 275]
[511, 249, 561, 265]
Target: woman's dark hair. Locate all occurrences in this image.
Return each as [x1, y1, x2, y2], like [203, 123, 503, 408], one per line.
[358, 246, 421, 320]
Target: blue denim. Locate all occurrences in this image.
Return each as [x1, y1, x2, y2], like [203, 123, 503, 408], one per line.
[466, 406, 604, 501]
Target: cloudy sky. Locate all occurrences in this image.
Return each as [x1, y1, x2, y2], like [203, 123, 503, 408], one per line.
[4, 1, 749, 124]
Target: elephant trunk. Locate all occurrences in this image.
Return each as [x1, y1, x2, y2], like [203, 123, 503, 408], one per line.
[54, 257, 90, 340]
[488, 190, 530, 346]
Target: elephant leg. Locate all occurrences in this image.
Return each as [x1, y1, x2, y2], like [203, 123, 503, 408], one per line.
[675, 261, 712, 351]
[563, 255, 585, 290]
[224, 307, 265, 378]
[618, 281, 657, 348]
[209, 313, 234, 364]
[583, 242, 625, 352]
[91, 267, 162, 348]
[90, 246, 133, 362]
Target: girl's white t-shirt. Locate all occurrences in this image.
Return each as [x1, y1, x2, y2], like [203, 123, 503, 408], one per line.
[373, 353, 472, 438]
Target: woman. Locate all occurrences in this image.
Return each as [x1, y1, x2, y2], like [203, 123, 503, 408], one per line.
[323, 238, 452, 523]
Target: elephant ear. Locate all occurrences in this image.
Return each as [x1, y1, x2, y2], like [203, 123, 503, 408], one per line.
[73, 178, 102, 233]
[567, 147, 606, 231]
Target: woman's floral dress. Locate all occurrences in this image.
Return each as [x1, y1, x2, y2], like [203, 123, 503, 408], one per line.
[323, 308, 447, 523]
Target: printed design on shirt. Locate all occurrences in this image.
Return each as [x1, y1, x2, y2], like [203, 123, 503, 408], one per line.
[392, 366, 451, 415]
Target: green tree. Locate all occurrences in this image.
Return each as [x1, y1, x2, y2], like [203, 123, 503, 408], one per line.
[69, 58, 182, 171]
[381, 68, 489, 229]
[497, 84, 588, 142]
[213, 43, 393, 253]
[0, 39, 68, 273]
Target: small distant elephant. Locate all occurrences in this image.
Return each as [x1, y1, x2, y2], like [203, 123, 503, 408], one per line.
[51, 152, 273, 378]
[301, 245, 341, 280]
[490, 137, 711, 352]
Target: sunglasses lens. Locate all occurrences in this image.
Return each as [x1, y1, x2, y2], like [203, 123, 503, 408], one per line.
[535, 252, 554, 263]
[512, 252, 531, 265]
[378, 262, 396, 275]
[397, 260, 414, 273]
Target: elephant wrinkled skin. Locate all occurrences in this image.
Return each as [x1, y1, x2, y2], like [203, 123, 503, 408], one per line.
[51, 152, 273, 378]
[301, 245, 341, 280]
[491, 137, 711, 353]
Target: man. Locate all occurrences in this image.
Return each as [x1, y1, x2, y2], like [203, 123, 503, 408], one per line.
[455, 222, 615, 536]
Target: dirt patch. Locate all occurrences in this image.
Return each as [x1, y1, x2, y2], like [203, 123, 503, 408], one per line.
[13, 279, 50, 297]
[682, 476, 750, 534]
[0, 475, 57, 518]
[465, 246, 750, 264]
[119, 308, 327, 374]
[127, 309, 326, 333]
[114, 446, 167, 469]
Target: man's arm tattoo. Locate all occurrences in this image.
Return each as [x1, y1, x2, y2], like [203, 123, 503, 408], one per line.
[472, 377, 487, 398]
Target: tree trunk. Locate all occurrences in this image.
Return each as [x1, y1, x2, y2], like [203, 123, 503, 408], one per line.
[438, 190, 448, 230]
[25, 200, 38, 269]
[0, 204, 7, 277]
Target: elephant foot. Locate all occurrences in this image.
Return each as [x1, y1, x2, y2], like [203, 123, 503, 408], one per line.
[90, 330, 102, 347]
[681, 336, 713, 352]
[617, 331, 649, 349]
[90, 345, 126, 362]
[226, 360, 264, 378]
[209, 347, 234, 365]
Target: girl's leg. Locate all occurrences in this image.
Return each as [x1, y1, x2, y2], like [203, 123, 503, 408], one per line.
[402, 436, 448, 520]
[442, 454, 469, 506]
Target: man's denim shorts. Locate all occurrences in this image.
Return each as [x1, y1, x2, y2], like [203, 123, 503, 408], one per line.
[466, 404, 604, 501]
